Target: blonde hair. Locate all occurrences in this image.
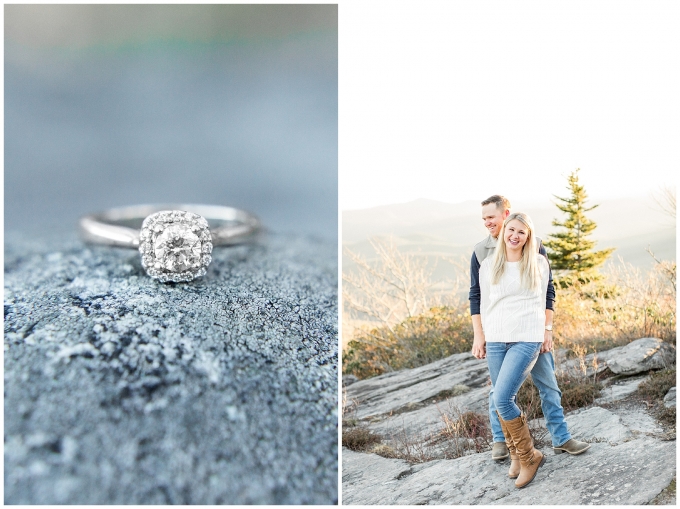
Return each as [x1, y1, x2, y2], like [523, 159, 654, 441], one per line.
[490, 212, 541, 290]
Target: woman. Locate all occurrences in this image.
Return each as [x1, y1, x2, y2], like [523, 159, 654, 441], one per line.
[471, 212, 552, 489]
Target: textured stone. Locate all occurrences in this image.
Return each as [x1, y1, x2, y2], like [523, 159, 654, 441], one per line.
[603, 337, 676, 375]
[4, 232, 338, 504]
[664, 387, 676, 408]
[559, 407, 632, 444]
[593, 375, 649, 405]
[346, 352, 489, 421]
[343, 436, 675, 505]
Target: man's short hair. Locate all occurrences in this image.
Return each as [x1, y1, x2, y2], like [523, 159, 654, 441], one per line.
[481, 195, 511, 212]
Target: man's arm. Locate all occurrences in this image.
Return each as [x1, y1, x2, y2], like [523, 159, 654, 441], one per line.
[469, 251, 486, 359]
[538, 241, 555, 311]
[469, 251, 482, 315]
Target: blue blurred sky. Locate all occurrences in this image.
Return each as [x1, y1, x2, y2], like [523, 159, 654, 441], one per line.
[5, 5, 338, 240]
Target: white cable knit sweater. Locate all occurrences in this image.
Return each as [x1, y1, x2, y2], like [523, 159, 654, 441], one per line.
[479, 256, 550, 343]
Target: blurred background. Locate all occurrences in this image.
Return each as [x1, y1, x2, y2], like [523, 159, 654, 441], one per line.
[5, 4, 337, 240]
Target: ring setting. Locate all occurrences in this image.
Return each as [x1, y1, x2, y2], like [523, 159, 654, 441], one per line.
[139, 210, 213, 283]
[79, 204, 260, 284]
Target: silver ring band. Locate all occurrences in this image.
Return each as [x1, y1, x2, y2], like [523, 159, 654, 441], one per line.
[79, 204, 261, 283]
[80, 204, 260, 248]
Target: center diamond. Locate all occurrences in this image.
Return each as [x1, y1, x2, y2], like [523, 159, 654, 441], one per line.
[154, 224, 202, 272]
[139, 210, 213, 283]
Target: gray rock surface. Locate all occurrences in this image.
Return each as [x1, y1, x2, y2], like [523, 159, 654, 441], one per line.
[343, 340, 676, 505]
[4, 232, 338, 504]
[593, 375, 649, 405]
[560, 407, 632, 444]
[343, 434, 675, 505]
[664, 387, 676, 408]
[346, 352, 489, 421]
[368, 385, 490, 439]
[603, 338, 675, 375]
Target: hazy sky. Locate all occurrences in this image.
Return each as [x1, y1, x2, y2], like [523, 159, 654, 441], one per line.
[340, 1, 678, 210]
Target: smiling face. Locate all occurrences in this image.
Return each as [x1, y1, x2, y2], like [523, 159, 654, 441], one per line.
[503, 218, 530, 256]
[481, 203, 510, 239]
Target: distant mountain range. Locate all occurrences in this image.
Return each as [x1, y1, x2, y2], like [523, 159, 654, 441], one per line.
[343, 196, 676, 270]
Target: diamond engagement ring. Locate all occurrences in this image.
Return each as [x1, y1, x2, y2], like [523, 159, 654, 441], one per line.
[80, 204, 261, 283]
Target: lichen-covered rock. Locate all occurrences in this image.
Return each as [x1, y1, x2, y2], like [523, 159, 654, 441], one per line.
[4, 232, 338, 504]
[603, 338, 675, 375]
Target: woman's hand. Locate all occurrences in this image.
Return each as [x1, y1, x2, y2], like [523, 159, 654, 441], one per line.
[540, 330, 553, 353]
[472, 334, 486, 359]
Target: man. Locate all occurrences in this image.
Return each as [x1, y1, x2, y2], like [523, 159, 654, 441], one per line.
[469, 195, 590, 462]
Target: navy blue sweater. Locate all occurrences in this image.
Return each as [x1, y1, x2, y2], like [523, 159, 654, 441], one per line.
[468, 242, 556, 316]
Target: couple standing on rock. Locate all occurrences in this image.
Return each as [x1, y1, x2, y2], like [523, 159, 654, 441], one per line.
[469, 195, 590, 489]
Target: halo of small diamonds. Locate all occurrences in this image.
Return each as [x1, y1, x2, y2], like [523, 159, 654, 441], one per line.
[139, 210, 213, 283]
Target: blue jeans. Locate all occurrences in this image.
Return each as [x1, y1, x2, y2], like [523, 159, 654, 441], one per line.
[486, 342, 541, 423]
[488, 349, 572, 447]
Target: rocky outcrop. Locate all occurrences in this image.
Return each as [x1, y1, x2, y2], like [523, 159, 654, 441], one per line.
[602, 338, 675, 375]
[344, 352, 490, 439]
[343, 434, 674, 505]
[558, 337, 675, 377]
[343, 339, 676, 505]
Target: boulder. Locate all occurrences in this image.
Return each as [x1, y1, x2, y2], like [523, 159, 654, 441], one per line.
[664, 387, 676, 408]
[602, 338, 675, 375]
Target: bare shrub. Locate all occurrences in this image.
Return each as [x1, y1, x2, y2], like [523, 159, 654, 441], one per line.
[652, 184, 676, 221]
[342, 305, 474, 379]
[638, 368, 676, 402]
[342, 426, 382, 451]
[369, 403, 494, 464]
[436, 403, 492, 456]
[343, 237, 445, 328]
[388, 426, 439, 463]
[553, 257, 676, 351]
[342, 238, 469, 376]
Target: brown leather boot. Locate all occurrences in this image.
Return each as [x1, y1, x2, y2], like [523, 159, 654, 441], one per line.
[500, 412, 546, 488]
[496, 411, 520, 479]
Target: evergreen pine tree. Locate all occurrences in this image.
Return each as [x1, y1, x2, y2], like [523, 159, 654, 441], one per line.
[544, 169, 614, 285]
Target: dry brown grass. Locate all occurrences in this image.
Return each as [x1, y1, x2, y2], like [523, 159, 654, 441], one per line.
[637, 368, 676, 402]
[342, 426, 382, 451]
